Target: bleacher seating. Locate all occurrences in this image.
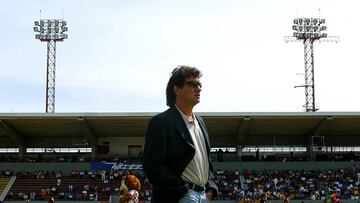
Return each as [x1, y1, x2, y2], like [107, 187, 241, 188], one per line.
[0, 177, 10, 194]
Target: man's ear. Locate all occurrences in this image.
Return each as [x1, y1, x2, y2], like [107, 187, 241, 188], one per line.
[173, 85, 181, 96]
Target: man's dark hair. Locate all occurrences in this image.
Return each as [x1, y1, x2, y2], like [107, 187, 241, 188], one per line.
[166, 65, 202, 107]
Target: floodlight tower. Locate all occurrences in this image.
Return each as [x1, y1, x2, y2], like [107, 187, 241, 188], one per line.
[285, 18, 339, 112]
[34, 19, 68, 113]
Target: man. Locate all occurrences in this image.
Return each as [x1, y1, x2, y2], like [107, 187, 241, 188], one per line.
[143, 65, 218, 203]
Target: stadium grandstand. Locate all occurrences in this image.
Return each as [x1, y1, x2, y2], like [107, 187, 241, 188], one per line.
[1, 112, 360, 203]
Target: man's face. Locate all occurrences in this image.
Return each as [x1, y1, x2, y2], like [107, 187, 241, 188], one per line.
[175, 76, 202, 106]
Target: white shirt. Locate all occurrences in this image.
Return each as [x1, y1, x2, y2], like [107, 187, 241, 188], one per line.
[175, 105, 209, 187]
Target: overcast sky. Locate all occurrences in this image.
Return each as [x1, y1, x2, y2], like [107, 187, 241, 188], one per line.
[0, 0, 359, 113]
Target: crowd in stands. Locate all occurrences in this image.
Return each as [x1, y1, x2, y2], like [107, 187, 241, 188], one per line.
[3, 168, 151, 202]
[212, 168, 360, 201]
[3, 166, 360, 202]
[0, 154, 89, 163]
[0, 153, 143, 163]
[1, 149, 359, 163]
[214, 149, 360, 162]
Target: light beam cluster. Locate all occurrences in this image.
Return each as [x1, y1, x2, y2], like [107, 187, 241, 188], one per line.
[292, 18, 327, 39]
[34, 19, 68, 41]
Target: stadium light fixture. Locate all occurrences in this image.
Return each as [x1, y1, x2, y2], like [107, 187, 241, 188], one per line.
[285, 17, 339, 113]
[34, 19, 68, 113]
[292, 18, 327, 40]
[34, 19, 68, 42]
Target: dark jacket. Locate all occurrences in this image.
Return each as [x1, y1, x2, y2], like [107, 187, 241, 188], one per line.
[143, 107, 217, 203]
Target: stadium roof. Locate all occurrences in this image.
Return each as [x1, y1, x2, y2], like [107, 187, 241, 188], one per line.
[1, 112, 360, 148]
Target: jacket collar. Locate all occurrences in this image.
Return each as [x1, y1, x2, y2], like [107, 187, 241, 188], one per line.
[169, 106, 195, 148]
[170, 106, 210, 150]
[195, 114, 211, 150]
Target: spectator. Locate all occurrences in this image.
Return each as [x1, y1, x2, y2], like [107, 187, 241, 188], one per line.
[48, 195, 55, 203]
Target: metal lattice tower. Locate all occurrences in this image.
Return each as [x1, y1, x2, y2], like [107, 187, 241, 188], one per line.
[285, 18, 339, 112]
[34, 19, 68, 113]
